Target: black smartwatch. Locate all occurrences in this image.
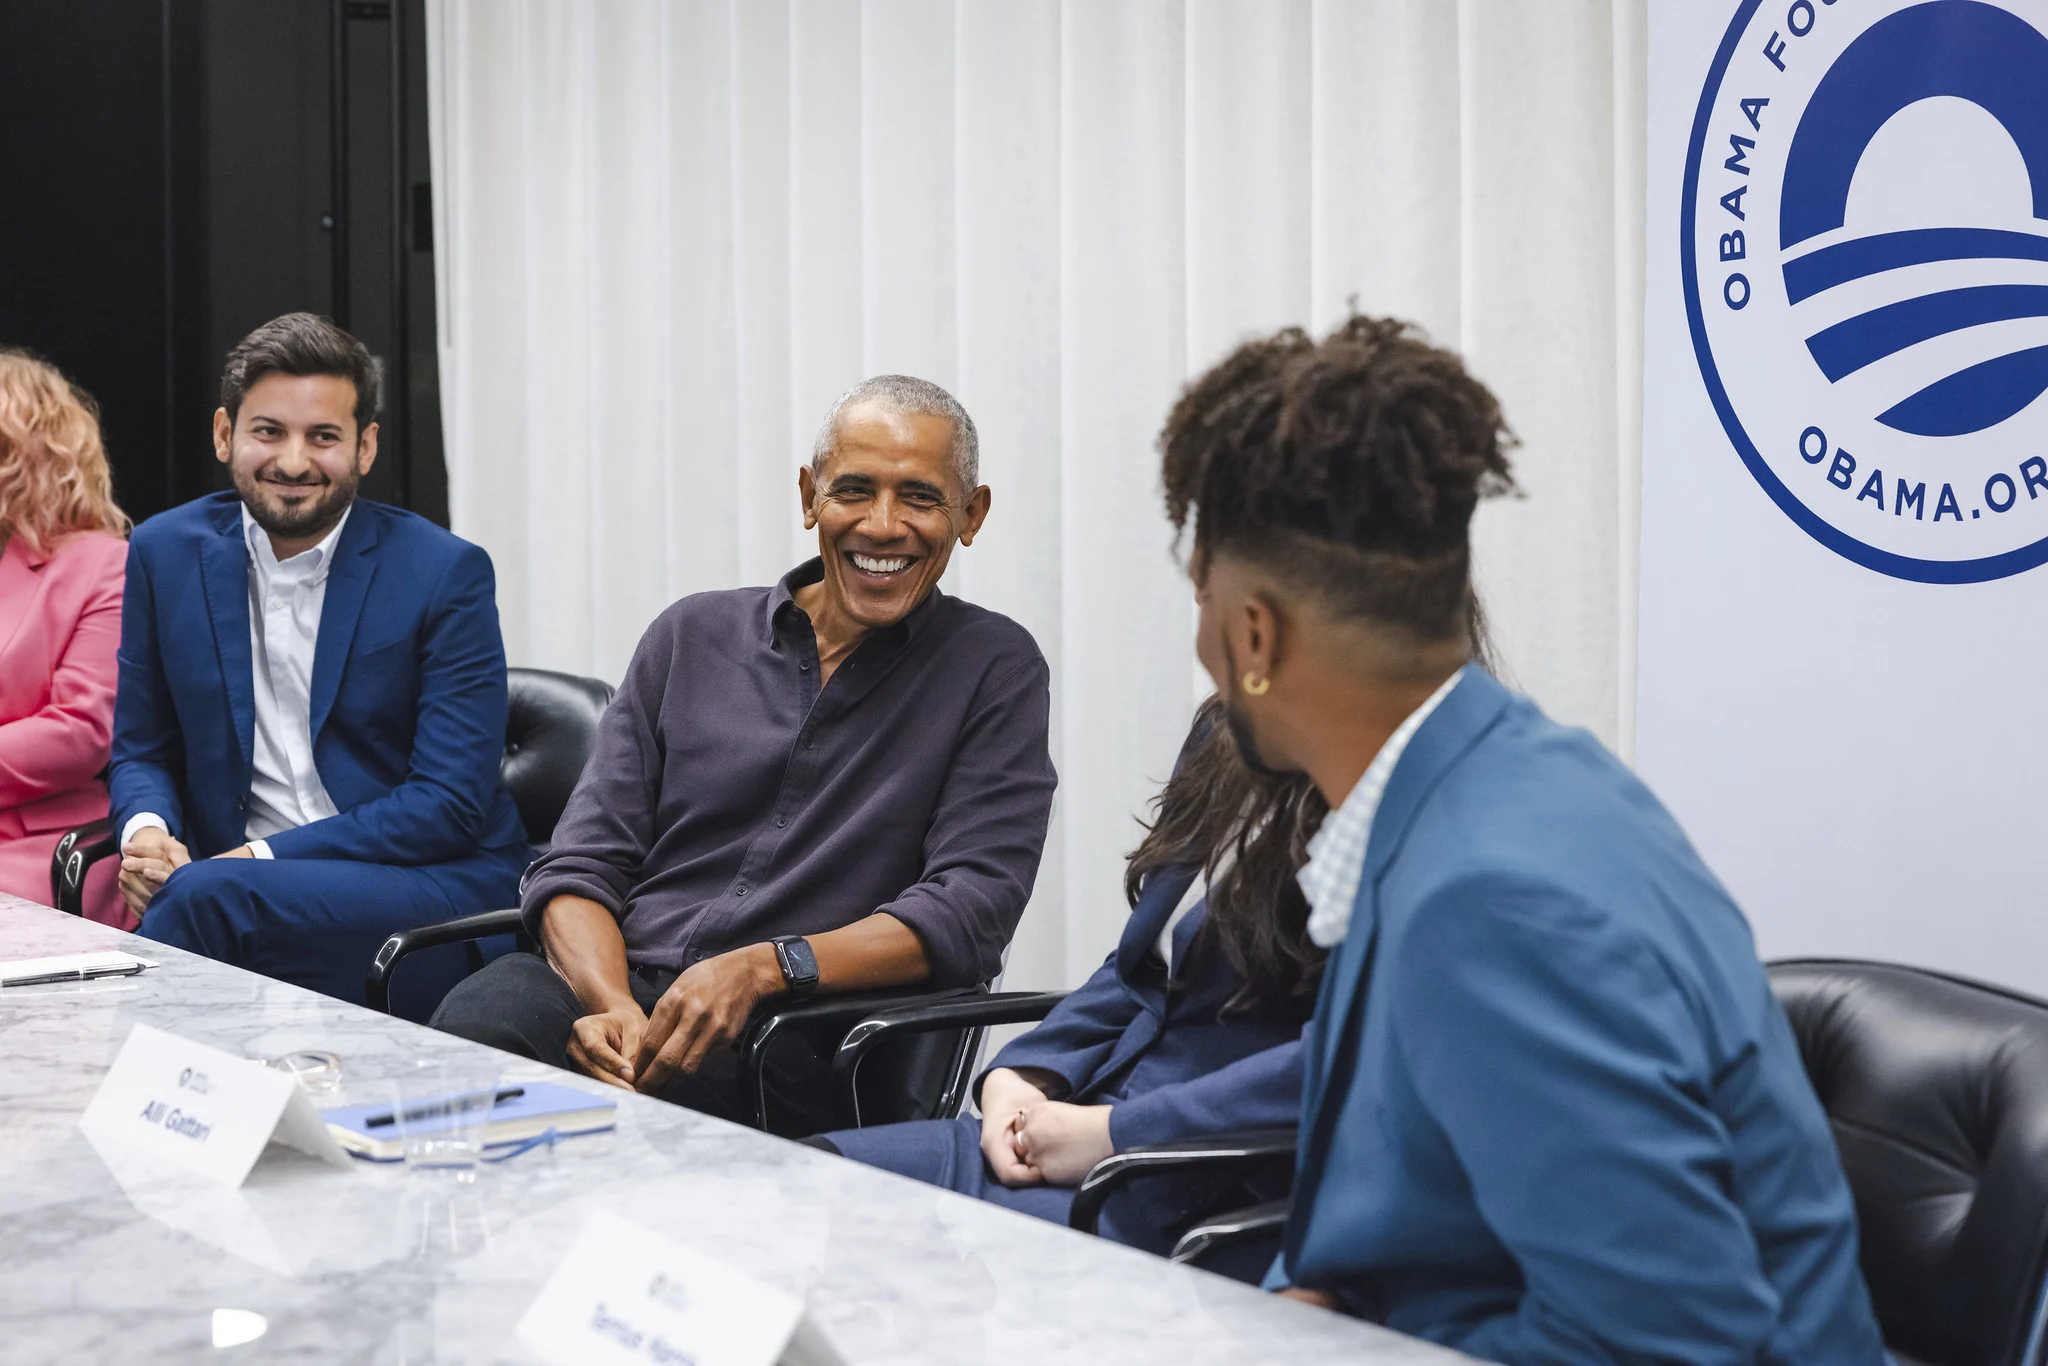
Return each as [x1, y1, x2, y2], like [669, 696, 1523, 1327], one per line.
[770, 935, 819, 998]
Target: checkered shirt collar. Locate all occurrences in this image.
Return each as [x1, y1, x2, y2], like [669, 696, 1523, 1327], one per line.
[1297, 667, 1466, 949]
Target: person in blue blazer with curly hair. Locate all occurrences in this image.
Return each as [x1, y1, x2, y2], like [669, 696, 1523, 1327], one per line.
[1154, 312, 1887, 1365]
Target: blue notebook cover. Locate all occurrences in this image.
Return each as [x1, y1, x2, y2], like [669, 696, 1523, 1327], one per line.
[321, 1080, 617, 1161]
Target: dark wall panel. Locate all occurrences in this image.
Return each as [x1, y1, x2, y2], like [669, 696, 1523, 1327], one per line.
[205, 0, 333, 391]
[0, 0, 195, 521]
[0, 0, 446, 528]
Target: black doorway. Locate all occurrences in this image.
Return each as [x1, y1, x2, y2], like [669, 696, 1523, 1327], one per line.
[0, 0, 448, 528]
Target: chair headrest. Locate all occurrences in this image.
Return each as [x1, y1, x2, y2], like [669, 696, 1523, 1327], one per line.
[503, 668, 615, 847]
[1770, 959, 2048, 1366]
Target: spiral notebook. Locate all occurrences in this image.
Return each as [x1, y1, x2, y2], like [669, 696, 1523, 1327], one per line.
[320, 1080, 618, 1161]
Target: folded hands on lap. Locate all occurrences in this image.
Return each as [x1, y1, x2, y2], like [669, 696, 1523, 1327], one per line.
[978, 1066, 1115, 1188]
[118, 828, 190, 918]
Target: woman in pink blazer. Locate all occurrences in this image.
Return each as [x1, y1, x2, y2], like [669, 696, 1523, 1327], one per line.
[0, 349, 130, 924]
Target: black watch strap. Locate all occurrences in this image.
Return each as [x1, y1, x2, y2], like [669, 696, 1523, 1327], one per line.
[771, 935, 820, 996]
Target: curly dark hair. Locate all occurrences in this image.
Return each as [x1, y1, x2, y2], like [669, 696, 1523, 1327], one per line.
[1160, 313, 1517, 639]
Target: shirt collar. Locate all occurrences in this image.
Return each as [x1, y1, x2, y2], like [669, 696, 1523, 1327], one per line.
[765, 557, 824, 632]
[1296, 665, 1468, 950]
[241, 501, 352, 581]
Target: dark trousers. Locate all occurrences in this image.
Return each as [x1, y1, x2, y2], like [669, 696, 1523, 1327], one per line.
[824, 1116, 1080, 1222]
[135, 845, 525, 1022]
[429, 950, 835, 1135]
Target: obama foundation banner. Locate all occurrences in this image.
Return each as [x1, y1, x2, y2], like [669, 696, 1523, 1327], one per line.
[1640, 1, 2048, 993]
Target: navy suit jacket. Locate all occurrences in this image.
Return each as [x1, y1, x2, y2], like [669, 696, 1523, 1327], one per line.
[110, 492, 524, 864]
[1274, 669, 1885, 1365]
[986, 860, 1307, 1152]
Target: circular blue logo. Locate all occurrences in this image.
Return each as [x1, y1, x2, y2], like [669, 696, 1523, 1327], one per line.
[1684, 0, 2048, 582]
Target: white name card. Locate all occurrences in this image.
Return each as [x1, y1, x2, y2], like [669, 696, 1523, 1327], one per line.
[518, 1211, 844, 1366]
[77, 1022, 352, 1187]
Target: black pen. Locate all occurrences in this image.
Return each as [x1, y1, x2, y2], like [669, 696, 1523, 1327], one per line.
[2, 963, 145, 988]
[365, 1086, 525, 1128]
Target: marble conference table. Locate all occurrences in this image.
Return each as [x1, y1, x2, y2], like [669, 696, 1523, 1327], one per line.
[0, 894, 1467, 1365]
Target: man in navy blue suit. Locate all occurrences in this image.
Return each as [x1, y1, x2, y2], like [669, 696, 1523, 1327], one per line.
[111, 313, 526, 1018]
[1158, 315, 1888, 1364]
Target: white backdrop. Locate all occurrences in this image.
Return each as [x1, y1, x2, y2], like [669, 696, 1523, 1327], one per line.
[424, 0, 1648, 992]
[1639, 0, 2048, 996]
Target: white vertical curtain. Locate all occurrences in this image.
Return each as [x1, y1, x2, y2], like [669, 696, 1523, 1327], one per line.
[424, 0, 1646, 992]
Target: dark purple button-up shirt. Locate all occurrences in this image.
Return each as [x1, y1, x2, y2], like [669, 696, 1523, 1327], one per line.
[520, 560, 1057, 987]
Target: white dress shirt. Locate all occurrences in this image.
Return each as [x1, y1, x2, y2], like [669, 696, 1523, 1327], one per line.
[122, 506, 350, 857]
[1295, 666, 1467, 949]
[1152, 838, 1239, 976]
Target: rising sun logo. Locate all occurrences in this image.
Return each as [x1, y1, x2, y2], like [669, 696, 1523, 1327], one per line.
[1686, 0, 2048, 582]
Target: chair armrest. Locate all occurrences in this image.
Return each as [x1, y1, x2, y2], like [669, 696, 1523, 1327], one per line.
[738, 985, 993, 1132]
[1168, 1196, 1292, 1268]
[49, 818, 117, 916]
[365, 907, 526, 1014]
[1068, 1128, 1299, 1235]
[830, 990, 1070, 1124]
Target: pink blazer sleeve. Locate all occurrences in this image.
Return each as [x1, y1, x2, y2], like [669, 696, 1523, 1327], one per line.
[0, 533, 127, 810]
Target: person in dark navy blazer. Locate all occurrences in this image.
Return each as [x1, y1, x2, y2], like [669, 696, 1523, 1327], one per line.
[1157, 315, 1887, 1364]
[816, 703, 1326, 1271]
[111, 314, 526, 1019]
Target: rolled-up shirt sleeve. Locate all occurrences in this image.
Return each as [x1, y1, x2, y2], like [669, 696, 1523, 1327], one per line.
[517, 618, 669, 936]
[874, 654, 1056, 987]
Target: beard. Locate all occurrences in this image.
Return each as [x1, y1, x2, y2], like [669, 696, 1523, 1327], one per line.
[1219, 638, 1297, 778]
[1222, 702, 1291, 778]
[235, 462, 360, 542]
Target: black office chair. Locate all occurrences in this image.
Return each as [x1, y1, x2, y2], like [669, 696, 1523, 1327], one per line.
[1772, 959, 2048, 1366]
[746, 985, 1071, 1135]
[361, 666, 616, 1010]
[498, 667, 617, 849]
[814, 987, 1075, 1129]
[1144, 960, 2048, 1348]
[357, 667, 617, 1018]
[49, 816, 115, 915]
[1071, 1129, 1297, 1272]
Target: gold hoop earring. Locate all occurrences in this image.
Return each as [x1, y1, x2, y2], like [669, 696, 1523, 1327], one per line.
[1241, 671, 1270, 697]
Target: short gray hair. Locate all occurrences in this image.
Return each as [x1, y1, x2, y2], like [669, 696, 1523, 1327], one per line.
[810, 374, 980, 492]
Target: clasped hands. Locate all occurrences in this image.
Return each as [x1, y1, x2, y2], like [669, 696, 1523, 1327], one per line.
[566, 942, 784, 1095]
[977, 1066, 1114, 1188]
[117, 829, 258, 917]
[981, 1066, 1336, 1313]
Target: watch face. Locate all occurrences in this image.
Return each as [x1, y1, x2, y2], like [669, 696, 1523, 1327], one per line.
[780, 938, 819, 987]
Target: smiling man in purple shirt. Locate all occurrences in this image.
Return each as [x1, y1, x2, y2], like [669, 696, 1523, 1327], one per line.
[432, 376, 1056, 1132]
